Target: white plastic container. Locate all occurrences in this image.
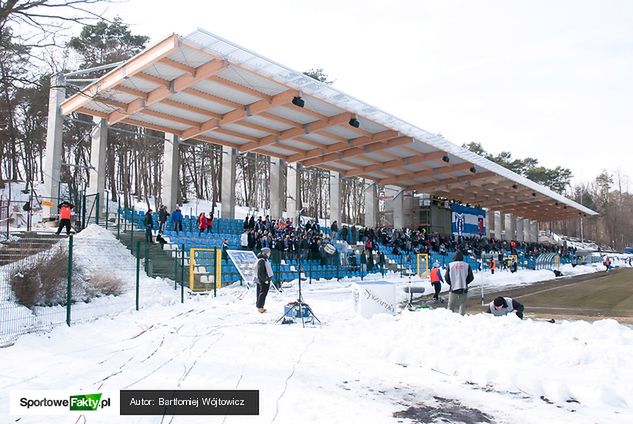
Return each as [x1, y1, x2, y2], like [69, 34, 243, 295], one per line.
[352, 280, 396, 318]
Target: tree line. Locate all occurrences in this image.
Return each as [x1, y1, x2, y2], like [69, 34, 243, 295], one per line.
[464, 142, 633, 249]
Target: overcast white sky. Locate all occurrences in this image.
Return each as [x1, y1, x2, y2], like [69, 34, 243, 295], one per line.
[100, 0, 633, 188]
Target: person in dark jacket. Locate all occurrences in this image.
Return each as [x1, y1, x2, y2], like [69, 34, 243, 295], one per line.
[487, 296, 524, 319]
[143, 209, 153, 243]
[222, 238, 229, 261]
[444, 250, 474, 315]
[158, 205, 170, 233]
[255, 247, 273, 313]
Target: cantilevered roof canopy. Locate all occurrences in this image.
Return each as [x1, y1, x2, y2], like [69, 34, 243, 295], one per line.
[61, 28, 597, 221]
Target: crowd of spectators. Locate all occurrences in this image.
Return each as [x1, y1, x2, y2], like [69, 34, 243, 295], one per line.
[237, 214, 576, 267]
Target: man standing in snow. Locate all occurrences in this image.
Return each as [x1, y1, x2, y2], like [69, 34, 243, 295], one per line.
[444, 250, 474, 316]
[255, 247, 274, 313]
[486, 296, 524, 319]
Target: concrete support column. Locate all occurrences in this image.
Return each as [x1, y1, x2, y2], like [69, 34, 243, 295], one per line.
[286, 162, 301, 225]
[493, 211, 501, 239]
[523, 219, 531, 242]
[364, 182, 378, 228]
[329, 171, 341, 225]
[87, 117, 108, 216]
[386, 186, 404, 229]
[269, 157, 284, 220]
[516, 217, 524, 242]
[498, 212, 506, 240]
[508, 214, 517, 241]
[43, 73, 66, 219]
[161, 133, 180, 212]
[531, 220, 539, 243]
[485, 209, 494, 238]
[221, 146, 236, 219]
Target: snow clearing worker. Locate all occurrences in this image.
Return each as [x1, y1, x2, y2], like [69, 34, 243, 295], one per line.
[487, 296, 524, 319]
[430, 261, 444, 303]
[55, 201, 74, 235]
[444, 250, 474, 316]
[255, 247, 274, 313]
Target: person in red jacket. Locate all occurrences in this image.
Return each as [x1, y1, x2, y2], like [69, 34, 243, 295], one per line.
[55, 201, 74, 235]
[197, 212, 207, 236]
[490, 257, 496, 274]
[429, 261, 444, 303]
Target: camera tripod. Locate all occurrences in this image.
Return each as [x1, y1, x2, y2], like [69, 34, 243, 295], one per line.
[276, 264, 321, 327]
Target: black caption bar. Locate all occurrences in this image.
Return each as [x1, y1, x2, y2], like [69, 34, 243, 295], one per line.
[120, 390, 259, 415]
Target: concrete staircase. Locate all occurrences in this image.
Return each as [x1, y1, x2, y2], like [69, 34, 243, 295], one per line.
[0, 232, 66, 266]
[116, 230, 185, 282]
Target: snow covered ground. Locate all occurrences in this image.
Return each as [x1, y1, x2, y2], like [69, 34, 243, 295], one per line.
[1, 226, 631, 423]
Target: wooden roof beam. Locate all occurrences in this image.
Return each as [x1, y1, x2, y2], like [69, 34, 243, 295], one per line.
[180, 89, 298, 140]
[345, 150, 447, 178]
[240, 112, 353, 153]
[378, 162, 474, 186]
[411, 171, 495, 193]
[61, 34, 179, 115]
[107, 59, 228, 125]
[301, 136, 414, 167]
[286, 130, 399, 163]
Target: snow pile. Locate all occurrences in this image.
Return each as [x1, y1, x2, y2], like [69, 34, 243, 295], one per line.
[2, 276, 632, 423]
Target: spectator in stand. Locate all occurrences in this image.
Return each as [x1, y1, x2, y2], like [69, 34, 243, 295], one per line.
[331, 220, 338, 240]
[222, 238, 229, 261]
[360, 250, 367, 274]
[486, 296, 525, 319]
[158, 205, 170, 234]
[445, 250, 474, 316]
[241, 229, 249, 250]
[430, 261, 444, 303]
[197, 212, 207, 236]
[341, 225, 348, 243]
[143, 209, 154, 243]
[207, 212, 214, 234]
[171, 206, 183, 234]
[55, 201, 74, 235]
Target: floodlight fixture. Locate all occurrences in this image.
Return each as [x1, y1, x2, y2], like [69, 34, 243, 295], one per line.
[469, 166, 477, 173]
[348, 117, 360, 128]
[442, 155, 450, 163]
[292, 96, 305, 108]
